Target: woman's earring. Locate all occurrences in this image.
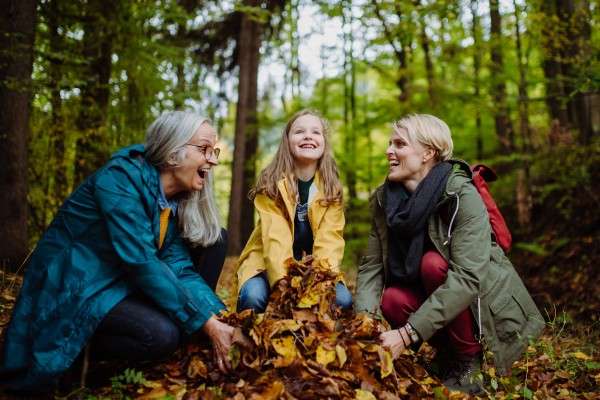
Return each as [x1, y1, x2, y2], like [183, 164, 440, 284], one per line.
[423, 159, 426, 163]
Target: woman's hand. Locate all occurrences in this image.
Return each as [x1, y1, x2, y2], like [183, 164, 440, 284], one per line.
[200, 316, 237, 375]
[380, 326, 411, 360]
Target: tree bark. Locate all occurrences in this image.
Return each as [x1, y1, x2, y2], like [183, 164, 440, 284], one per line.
[370, 0, 409, 101]
[240, 13, 262, 249]
[471, 0, 483, 160]
[74, 0, 115, 186]
[46, 0, 68, 204]
[0, 0, 36, 272]
[489, 0, 514, 155]
[415, 1, 434, 106]
[228, 0, 264, 256]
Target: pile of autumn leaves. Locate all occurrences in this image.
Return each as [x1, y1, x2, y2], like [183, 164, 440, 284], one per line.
[158, 255, 442, 400]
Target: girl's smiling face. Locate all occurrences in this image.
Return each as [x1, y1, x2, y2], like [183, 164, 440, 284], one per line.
[288, 114, 325, 166]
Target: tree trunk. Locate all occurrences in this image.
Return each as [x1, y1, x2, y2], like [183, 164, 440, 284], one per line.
[415, 1, 434, 106]
[228, 0, 264, 256]
[74, 0, 115, 186]
[471, 0, 483, 160]
[564, 0, 594, 144]
[370, 0, 409, 101]
[489, 0, 514, 155]
[513, 0, 532, 227]
[0, 0, 36, 272]
[240, 13, 262, 249]
[47, 0, 68, 204]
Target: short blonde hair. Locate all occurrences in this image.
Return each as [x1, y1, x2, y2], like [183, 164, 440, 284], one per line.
[393, 114, 453, 162]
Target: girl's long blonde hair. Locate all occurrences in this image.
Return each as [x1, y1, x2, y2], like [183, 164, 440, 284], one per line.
[249, 109, 344, 207]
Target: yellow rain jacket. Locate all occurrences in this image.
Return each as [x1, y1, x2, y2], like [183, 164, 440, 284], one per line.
[230, 171, 345, 312]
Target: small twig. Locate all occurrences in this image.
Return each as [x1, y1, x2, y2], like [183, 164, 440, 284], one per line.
[8, 246, 35, 291]
[283, 323, 308, 352]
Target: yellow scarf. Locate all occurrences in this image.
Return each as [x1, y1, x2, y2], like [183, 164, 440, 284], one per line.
[158, 207, 171, 249]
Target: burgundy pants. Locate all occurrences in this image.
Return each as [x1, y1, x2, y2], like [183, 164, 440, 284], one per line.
[381, 251, 481, 355]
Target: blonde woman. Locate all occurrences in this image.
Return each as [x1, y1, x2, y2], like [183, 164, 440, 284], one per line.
[355, 114, 543, 395]
[231, 109, 353, 313]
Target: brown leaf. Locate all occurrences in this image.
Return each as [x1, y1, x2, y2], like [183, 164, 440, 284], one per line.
[183, 388, 200, 400]
[305, 359, 333, 377]
[379, 392, 401, 400]
[198, 390, 215, 400]
[396, 378, 411, 388]
[232, 327, 255, 351]
[282, 360, 304, 379]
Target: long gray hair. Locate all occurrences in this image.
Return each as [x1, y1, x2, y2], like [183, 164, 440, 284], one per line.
[144, 111, 222, 247]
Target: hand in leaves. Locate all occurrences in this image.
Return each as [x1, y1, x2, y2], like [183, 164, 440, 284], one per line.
[199, 316, 237, 376]
[380, 327, 411, 360]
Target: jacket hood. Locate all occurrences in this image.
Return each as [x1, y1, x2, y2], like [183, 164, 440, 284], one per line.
[110, 143, 146, 161]
[447, 158, 473, 180]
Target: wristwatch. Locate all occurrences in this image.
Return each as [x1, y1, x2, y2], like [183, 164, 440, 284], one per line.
[405, 323, 420, 343]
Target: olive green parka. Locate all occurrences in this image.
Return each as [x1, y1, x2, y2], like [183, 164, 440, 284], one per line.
[355, 159, 544, 375]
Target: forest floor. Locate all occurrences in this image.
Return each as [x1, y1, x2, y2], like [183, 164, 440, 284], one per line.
[0, 249, 599, 399]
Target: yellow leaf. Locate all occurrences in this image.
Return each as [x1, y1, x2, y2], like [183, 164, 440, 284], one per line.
[336, 344, 347, 368]
[299, 291, 319, 306]
[280, 320, 303, 332]
[4, 294, 15, 301]
[138, 388, 169, 400]
[358, 342, 380, 352]
[143, 380, 164, 389]
[187, 355, 207, 378]
[488, 367, 496, 376]
[316, 342, 337, 366]
[571, 351, 590, 360]
[271, 337, 296, 358]
[593, 372, 600, 379]
[227, 343, 241, 369]
[198, 383, 206, 391]
[291, 276, 302, 288]
[304, 336, 315, 347]
[137, 389, 144, 393]
[354, 389, 377, 399]
[380, 350, 393, 378]
[557, 389, 570, 396]
[170, 385, 187, 400]
[421, 377, 435, 384]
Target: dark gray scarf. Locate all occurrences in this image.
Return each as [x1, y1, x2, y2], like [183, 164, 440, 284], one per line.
[383, 161, 453, 283]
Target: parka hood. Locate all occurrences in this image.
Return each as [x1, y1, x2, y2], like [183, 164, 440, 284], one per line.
[446, 158, 473, 180]
[110, 143, 146, 161]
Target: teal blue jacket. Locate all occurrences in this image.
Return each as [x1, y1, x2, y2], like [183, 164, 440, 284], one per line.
[0, 145, 225, 393]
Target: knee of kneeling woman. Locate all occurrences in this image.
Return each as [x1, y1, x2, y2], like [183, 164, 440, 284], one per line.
[380, 286, 411, 327]
[146, 320, 181, 360]
[421, 250, 448, 279]
[237, 275, 270, 313]
[237, 294, 269, 313]
[335, 283, 354, 313]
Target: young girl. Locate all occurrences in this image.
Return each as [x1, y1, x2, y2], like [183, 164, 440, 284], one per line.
[230, 109, 353, 313]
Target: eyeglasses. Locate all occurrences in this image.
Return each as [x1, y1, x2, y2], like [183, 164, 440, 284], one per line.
[186, 144, 220, 160]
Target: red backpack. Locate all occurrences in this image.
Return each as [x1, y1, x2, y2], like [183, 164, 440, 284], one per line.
[471, 164, 512, 250]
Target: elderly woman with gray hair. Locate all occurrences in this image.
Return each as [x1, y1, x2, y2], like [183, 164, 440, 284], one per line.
[0, 112, 235, 393]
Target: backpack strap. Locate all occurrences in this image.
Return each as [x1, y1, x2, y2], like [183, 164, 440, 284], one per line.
[471, 164, 512, 250]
